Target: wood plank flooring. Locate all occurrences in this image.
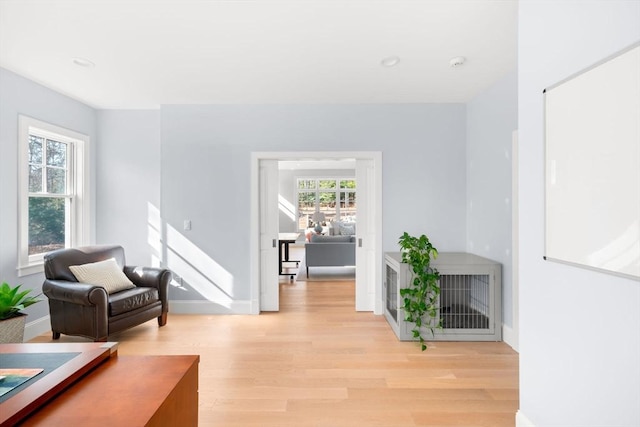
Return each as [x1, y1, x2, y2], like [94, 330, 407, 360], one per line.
[30, 277, 519, 427]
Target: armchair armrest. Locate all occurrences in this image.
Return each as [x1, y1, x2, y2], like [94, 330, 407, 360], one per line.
[123, 266, 171, 311]
[42, 279, 109, 341]
[123, 266, 171, 288]
[42, 279, 108, 307]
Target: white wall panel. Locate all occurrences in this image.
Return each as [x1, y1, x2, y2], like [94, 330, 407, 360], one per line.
[518, 1, 640, 425]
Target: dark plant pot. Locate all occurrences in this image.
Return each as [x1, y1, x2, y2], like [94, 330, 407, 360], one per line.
[0, 313, 27, 343]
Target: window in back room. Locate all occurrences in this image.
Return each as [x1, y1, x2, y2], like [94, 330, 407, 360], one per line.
[296, 177, 356, 231]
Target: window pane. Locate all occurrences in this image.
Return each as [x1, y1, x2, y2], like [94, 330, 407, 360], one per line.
[319, 192, 337, 224]
[319, 191, 336, 208]
[29, 165, 43, 192]
[297, 179, 316, 190]
[341, 191, 357, 221]
[46, 139, 67, 167]
[28, 196, 66, 255]
[340, 179, 356, 189]
[29, 135, 43, 164]
[298, 191, 316, 228]
[298, 191, 316, 209]
[318, 179, 336, 189]
[46, 167, 66, 194]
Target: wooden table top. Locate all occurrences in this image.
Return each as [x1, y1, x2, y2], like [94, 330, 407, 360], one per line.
[20, 354, 199, 426]
[1, 343, 117, 426]
[278, 232, 300, 242]
[0, 343, 199, 427]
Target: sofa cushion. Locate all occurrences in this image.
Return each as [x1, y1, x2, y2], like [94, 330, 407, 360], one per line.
[109, 286, 160, 316]
[310, 234, 352, 243]
[329, 221, 356, 236]
[338, 223, 356, 235]
[329, 221, 340, 235]
[69, 258, 135, 294]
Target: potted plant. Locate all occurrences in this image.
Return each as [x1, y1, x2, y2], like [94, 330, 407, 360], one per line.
[0, 282, 42, 343]
[398, 232, 441, 351]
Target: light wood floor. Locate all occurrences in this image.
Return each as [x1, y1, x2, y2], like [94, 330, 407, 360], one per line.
[31, 279, 519, 427]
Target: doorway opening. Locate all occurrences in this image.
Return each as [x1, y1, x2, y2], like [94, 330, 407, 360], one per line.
[250, 151, 382, 315]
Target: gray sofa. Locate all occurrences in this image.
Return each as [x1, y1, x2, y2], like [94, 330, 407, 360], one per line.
[305, 234, 356, 277]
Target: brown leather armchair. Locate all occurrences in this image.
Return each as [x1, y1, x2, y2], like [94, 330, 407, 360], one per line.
[42, 245, 171, 342]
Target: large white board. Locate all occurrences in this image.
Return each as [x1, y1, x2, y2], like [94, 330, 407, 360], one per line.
[544, 42, 640, 280]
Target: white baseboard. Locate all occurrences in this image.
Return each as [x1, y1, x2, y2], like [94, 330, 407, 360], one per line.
[25, 315, 51, 341]
[502, 324, 519, 352]
[169, 300, 254, 315]
[516, 410, 536, 427]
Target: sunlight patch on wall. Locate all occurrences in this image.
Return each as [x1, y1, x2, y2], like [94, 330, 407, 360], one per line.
[278, 194, 295, 221]
[165, 224, 235, 305]
[147, 202, 163, 268]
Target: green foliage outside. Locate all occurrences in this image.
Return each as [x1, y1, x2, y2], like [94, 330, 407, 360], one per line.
[297, 179, 356, 216]
[29, 197, 65, 254]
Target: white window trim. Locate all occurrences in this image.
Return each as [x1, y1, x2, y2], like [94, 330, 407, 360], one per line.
[17, 115, 91, 277]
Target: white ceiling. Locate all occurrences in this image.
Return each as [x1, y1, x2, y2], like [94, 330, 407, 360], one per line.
[0, 0, 518, 109]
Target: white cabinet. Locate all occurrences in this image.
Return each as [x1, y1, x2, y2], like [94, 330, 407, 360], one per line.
[384, 252, 502, 341]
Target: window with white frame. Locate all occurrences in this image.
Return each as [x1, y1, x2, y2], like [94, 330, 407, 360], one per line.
[296, 178, 356, 230]
[18, 116, 90, 276]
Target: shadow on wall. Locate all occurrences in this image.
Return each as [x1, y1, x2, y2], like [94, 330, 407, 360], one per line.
[147, 202, 236, 310]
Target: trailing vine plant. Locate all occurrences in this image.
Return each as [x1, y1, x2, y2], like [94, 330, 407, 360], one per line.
[398, 232, 441, 351]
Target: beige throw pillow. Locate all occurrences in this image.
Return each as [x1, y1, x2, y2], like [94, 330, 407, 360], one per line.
[69, 258, 135, 294]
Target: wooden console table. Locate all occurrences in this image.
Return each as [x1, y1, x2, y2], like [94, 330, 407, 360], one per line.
[0, 343, 199, 427]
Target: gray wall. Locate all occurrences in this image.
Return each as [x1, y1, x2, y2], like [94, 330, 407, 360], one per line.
[466, 70, 517, 334]
[95, 110, 161, 266]
[160, 104, 468, 303]
[0, 68, 97, 324]
[278, 168, 298, 233]
[518, 1, 640, 425]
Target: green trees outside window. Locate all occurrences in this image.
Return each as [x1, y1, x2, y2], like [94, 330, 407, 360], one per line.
[296, 178, 356, 229]
[27, 134, 69, 255]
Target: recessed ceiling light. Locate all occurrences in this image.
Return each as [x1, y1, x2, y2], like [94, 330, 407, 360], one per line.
[381, 56, 400, 67]
[71, 57, 95, 68]
[449, 56, 466, 68]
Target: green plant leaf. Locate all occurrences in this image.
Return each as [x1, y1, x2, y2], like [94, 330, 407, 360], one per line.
[0, 282, 42, 320]
[397, 233, 440, 351]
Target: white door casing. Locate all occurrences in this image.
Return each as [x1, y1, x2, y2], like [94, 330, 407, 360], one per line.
[252, 151, 382, 313]
[259, 159, 279, 311]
